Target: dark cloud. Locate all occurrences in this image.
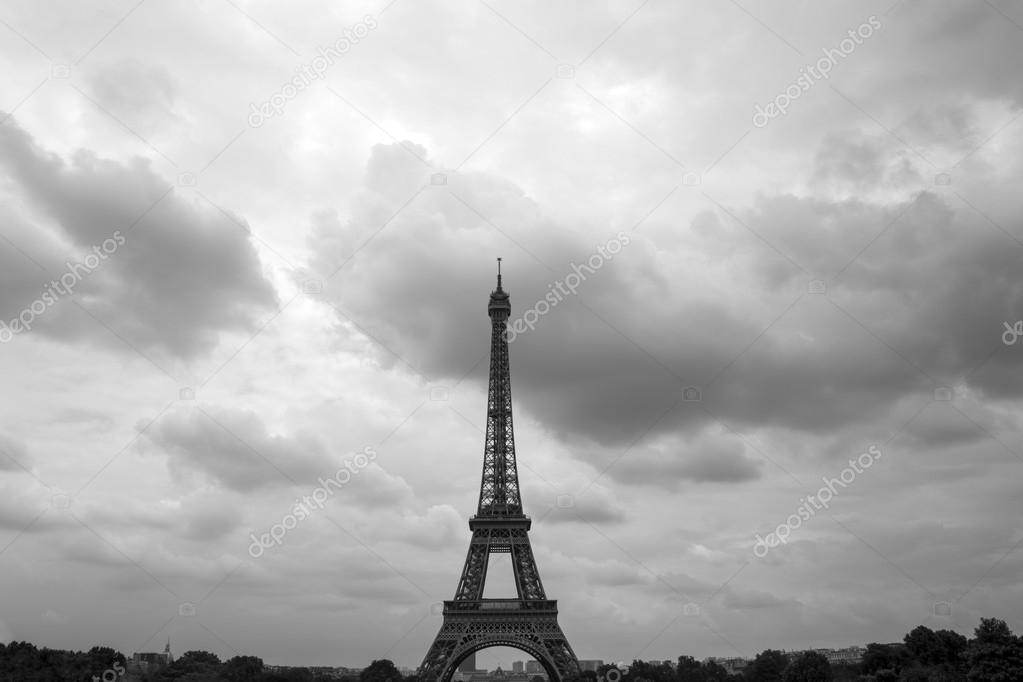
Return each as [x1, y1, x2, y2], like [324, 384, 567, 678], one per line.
[812, 130, 922, 192]
[308, 143, 735, 451]
[378, 504, 463, 549]
[882, 2, 1023, 107]
[544, 490, 628, 525]
[832, 192, 1023, 399]
[676, 448, 763, 484]
[892, 103, 977, 160]
[0, 115, 277, 359]
[899, 403, 998, 448]
[567, 558, 646, 588]
[309, 138, 1020, 467]
[145, 407, 335, 492]
[609, 433, 763, 487]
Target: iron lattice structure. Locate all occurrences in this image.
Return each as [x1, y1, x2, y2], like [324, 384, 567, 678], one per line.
[419, 265, 580, 682]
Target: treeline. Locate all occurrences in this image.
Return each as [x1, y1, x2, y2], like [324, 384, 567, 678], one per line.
[568, 617, 1023, 682]
[140, 651, 314, 681]
[0, 646, 345, 682]
[142, 655, 404, 682]
[2, 618, 1021, 682]
[0, 643, 126, 681]
[0, 649, 409, 682]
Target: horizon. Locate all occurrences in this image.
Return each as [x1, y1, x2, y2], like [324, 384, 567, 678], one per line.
[2, 0, 1022, 673]
[0, 622, 985, 669]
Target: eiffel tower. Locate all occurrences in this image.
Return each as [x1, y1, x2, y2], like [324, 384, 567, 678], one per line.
[418, 261, 580, 682]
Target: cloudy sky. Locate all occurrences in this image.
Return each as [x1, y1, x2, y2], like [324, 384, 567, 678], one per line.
[2, 0, 1022, 670]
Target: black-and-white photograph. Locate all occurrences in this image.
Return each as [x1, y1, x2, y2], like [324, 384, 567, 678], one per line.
[1, 1, 1021, 681]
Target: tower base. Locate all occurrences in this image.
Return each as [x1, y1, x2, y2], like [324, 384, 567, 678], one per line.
[419, 600, 580, 682]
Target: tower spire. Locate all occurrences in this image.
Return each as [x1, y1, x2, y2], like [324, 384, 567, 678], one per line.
[481, 259, 517, 515]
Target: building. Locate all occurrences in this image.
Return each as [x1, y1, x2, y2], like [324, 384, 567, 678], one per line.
[578, 660, 603, 672]
[262, 665, 363, 679]
[128, 640, 173, 674]
[705, 657, 748, 675]
[817, 647, 865, 665]
[780, 646, 865, 665]
[462, 670, 534, 682]
[512, 661, 524, 673]
[460, 652, 479, 673]
[525, 661, 541, 674]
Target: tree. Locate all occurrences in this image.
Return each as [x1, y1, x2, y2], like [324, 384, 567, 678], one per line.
[676, 655, 705, 682]
[221, 654, 263, 681]
[86, 645, 127, 670]
[181, 650, 221, 666]
[624, 659, 673, 682]
[902, 625, 966, 667]
[933, 629, 968, 664]
[903, 626, 940, 664]
[361, 659, 404, 682]
[782, 651, 831, 682]
[262, 669, 313, 682]
[564, 673, 595, 682]
[155, 649, 221, 680]
[966, 618, 1023, 681]
[900, 624, 969, 680]
[701, 660, 729, 682]
[898, 668, 931, 682]
[746, 649, 788, 682]
[860, 643, 909, 678]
